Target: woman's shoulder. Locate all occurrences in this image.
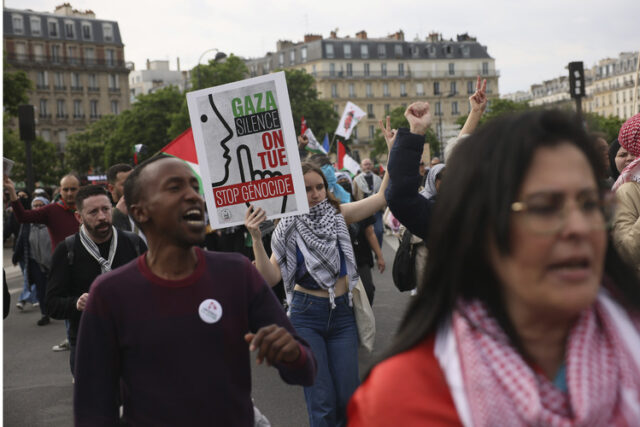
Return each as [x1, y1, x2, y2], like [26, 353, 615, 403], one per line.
[348, 336, 462, 426]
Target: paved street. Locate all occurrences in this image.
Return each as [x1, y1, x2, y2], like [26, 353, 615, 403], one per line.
[3, 235, 408, 426]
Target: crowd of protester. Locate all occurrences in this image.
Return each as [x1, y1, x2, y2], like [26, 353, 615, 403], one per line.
[3, 74, 640, 425]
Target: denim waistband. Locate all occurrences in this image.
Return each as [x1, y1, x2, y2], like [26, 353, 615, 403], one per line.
[292, 290, 350, 306]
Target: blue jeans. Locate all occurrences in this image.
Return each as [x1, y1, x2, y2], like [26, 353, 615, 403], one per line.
[18, 260, 38, 304]
[290, 291, 360, 427]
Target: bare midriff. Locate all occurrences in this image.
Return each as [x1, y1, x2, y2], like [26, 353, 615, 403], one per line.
[293, 275, 348, 298]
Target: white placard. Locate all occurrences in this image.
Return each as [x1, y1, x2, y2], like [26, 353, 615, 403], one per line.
[187, 72, 309, 229]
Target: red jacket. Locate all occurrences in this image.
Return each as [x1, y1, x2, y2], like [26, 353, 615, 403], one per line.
[348, 336, 462, 426]
[11, 200, 79, 250]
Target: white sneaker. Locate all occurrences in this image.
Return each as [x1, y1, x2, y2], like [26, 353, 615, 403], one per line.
[16, 301, 24, 310]
[52, 339, 70, 352]
[33, 302, 40, 308]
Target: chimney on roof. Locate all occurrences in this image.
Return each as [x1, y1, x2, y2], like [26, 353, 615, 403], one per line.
[146, 59, 150, 70]
[356, 30, 367, 40]
[304, 34, 322, 43]
[388, 30, 404, 41]
[456, 33, 476, 42]
[276, 40, 294, 51]
[330, 30, 337, 39]
[427, 32, 441, 42]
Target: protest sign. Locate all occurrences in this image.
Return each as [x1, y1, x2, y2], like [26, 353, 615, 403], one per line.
[187, 72, 308, 228]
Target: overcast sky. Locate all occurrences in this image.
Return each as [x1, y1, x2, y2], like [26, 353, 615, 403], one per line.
[7, 0, 640, 94]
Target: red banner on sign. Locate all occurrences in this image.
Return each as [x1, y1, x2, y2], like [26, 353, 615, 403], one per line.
[213, 175, 295, 207]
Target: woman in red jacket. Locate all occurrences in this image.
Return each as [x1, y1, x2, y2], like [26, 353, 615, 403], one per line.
[349, 109, 640, 426]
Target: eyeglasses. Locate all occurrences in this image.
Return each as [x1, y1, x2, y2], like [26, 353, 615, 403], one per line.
[511, 190, 615, 235]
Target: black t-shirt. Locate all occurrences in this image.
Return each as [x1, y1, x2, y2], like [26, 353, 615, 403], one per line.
[350, 215, 376, 267]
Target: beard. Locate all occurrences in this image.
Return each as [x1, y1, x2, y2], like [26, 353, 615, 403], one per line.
[85, 221, 113, 242]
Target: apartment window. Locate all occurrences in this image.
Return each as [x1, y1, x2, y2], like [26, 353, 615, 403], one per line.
[56, 99, 67, 118]
[482, 62, 489, 75]
[40, 130, 51, 141]
[452, 101, 459, 115]
[106, 49, 115, 66]
[54, 72, 65, 90]
[411, 45, 420, 58]
[278, 53, 284, 67]
[330, 63, 336, 77]
[301, 47, 307, 62]
[68, 46, 78, 64]
[400, 83, 407, 97]
[449, 63, 455, 75]
[434, 82, 441, 95]
[84, 47, 95, 65]
[384, 104, 390, 114]
[88, 74, 98, 90]
[39, 99, 48, 117]
[398, 63, 404, 77]
[111, 100, 119, 115]
[325, 43, 334, 59]
[333, 104, 339, 113]
[36, 71, 48, 89]
[435, 101, 442, 116]
[394, 44, 403, 57]
[467, 81, 474, 94]
[349, 83, 356, 98]
[109, 74, 119, 90]
[344, 63, 352, 77]
[58, 130, 67, 145]
[366, 83, 373, 97]
[428, 45, 436, 57]
[381, 63, 387, 77]
[65, 21, 74, 38]
[74, 100, 83, 118]
[14, 42, 27, 60]
[416, 83, 425, 96]
[48, 20, 59, 37]
[445, 45, 453, 55]
[51, 45, 62, 63]
[344, 44, 352, 59]
[331, 84, 338, 98]
[103, 23, 113, 41]
[383, 83, 390, 97]
[82, 22, 92, 40]
[90, 100, 98, 118]
[33, 44, 44, 61]
[352, 127, 358, 139]
[377, 44, 386, 58]
[360, 44, 369, 59]
[311, 64, 316, 76]
[450, 81, 457, 94]
[289, 50, 295, 64]
[30, 17, 41, 36]
[367, 104, 374, 118]
[364, 63, 370, 77]
[462, 46, 471, 57]
[71, 73, 81, 89]
[369, 125, 375, 139]
[12, 15, 24, 34]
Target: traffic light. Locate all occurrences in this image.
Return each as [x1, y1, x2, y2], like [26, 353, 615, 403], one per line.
[568, 62, 585, 98]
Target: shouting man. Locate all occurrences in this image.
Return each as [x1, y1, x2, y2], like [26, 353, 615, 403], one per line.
[74, 156, 316, 426]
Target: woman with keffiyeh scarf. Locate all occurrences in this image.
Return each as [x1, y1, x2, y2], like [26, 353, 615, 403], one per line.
[245, 129, 393, 426]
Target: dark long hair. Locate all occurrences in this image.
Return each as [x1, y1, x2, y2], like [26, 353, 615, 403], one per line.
[301, 162, 341, 211]
[375, 110, 640, 369]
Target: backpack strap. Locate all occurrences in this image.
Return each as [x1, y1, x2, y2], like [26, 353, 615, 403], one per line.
[65, 234, 76, 265]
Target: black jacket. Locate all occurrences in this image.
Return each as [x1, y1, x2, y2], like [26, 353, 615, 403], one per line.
[45, 229, 146, 344]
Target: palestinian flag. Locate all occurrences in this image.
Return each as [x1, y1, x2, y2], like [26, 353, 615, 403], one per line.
[159, 128, 203, 194]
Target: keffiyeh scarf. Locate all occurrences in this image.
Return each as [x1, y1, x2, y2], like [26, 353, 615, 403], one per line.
[420, 163, 445, 200]
[272, 199, 359, 310]
[445, 294, 640, 426]
[79, 225, 117, 273]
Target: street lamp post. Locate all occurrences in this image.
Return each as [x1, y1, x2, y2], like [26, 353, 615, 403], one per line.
[195, 48, 226, 90]
[437, 92, 455, 158]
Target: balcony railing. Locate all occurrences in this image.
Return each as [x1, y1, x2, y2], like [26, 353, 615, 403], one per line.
[70, 85, 83, 91]
[54, 85, 67, 91]
[88, 87, 100, 92]
[56, 113, 69, 119]
[38, 113, 52, 119]
[5, 52, 126, 68]
[73, 114, 86, 120]
[108, 87, 121, 93]
[314, 69, 500, 80]
[36, 84, 49, 90]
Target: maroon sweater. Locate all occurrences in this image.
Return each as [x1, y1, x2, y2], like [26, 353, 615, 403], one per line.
[74, 248, 316, 426]
[11, 200, 79, 250]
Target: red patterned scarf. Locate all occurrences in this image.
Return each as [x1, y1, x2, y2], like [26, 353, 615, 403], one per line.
[453, 299, 640, 426]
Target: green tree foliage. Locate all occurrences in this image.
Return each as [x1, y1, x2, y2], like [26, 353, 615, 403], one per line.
[65, 115, 118, 174]
[167, 54, 249, 140]
[3, 115, 61, 185]
[3, 63, 32, 116]
[369, 106, 439, 159]
[584, 113, 625, 142]
[455, 98, 531, 128]
[284, 69, 338, 139]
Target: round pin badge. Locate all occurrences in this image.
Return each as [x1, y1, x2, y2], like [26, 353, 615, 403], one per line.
[198, 299, 223, 324]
